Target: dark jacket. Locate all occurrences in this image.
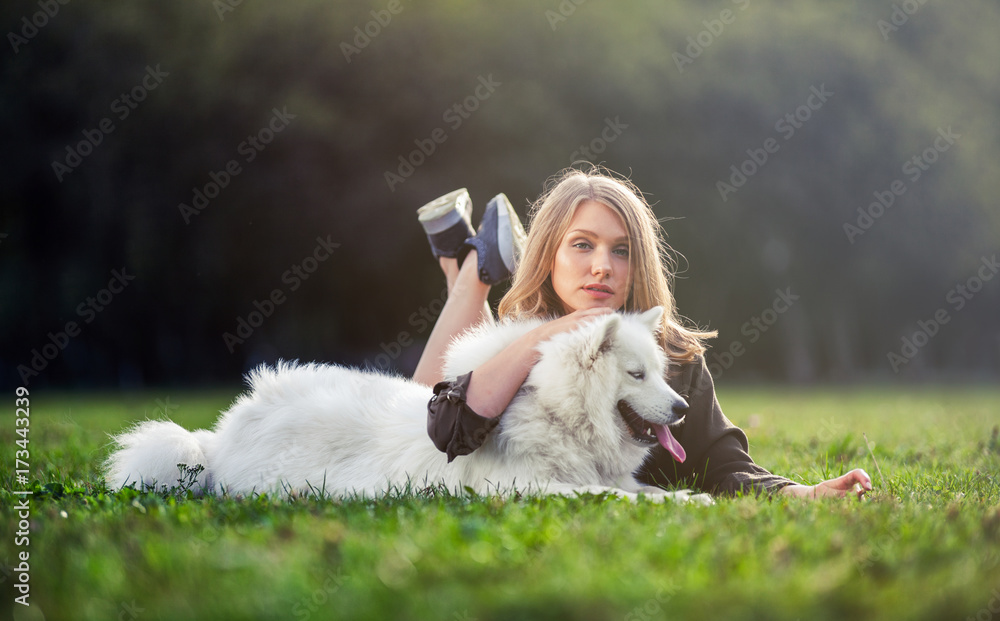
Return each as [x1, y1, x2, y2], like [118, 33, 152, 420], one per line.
[427, 355, 794, 497]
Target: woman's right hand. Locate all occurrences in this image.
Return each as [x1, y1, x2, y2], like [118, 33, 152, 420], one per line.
[532, 306, 615, 344]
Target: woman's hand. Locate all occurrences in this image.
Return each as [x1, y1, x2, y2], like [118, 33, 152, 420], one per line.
[533, 306, 615, 342]
[779, 468, 873, 500]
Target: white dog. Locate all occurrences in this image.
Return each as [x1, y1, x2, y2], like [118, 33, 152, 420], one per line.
[105, 307, 712, 504]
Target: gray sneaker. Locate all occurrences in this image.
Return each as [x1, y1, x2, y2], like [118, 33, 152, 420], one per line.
[417, 188, 475, 260]
[458, 193, 527, 285]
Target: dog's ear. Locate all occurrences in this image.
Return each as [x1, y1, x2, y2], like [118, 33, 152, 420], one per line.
[638, 306, 665, 333]
[585, 315, 621, 366]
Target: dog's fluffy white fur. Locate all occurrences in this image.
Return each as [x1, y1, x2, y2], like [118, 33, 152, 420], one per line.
[105, 307, 712, 504]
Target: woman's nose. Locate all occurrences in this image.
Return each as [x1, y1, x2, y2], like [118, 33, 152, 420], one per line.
[592, 250, 612, 276]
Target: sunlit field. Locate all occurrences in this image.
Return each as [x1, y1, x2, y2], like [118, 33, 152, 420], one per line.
[2, 386, 998, 621]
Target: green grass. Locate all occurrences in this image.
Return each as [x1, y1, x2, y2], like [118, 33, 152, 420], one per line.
[2, 386, 999, 621]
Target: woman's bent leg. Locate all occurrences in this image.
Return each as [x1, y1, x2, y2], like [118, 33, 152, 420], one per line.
[413, 249, 491, 387]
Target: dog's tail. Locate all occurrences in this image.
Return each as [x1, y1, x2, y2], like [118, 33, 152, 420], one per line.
[104, 420, 215, 494]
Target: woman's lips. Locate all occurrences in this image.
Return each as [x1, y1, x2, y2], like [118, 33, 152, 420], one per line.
[583, 284, 613, 299]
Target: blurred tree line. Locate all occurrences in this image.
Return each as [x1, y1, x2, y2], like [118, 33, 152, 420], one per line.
[2, 0, 998, 389]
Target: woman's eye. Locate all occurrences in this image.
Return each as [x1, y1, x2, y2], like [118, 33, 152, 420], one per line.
[572, 241, 592, 249]
[613, 247, 629, 257]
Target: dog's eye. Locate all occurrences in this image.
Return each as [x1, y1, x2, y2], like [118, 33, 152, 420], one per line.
[628, 370, 645, 381]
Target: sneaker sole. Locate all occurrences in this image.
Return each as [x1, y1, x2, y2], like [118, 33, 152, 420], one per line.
[418, 189, 473, 234]
[493, 194, 527, 273]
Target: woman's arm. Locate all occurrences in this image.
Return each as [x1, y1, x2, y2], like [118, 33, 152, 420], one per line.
[639, 355, 799, 496]
[464, 307, 613, 417]
[426, 307, 614, 461]
[640, 355, 874, 500]
[778, 469, 873, 499]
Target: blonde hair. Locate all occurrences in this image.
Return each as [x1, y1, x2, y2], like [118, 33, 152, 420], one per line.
[498, 166, 716, 364]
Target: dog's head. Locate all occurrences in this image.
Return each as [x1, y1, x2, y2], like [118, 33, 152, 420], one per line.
[528, 306, 688, 464]
[605, 307, 688, 462]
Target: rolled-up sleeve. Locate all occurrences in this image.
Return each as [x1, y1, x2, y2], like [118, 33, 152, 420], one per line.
[637, 355, 795, 497]
[427, 371, 501, 463]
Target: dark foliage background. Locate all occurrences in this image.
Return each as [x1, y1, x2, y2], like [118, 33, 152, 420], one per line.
[2, 0, 998, 389]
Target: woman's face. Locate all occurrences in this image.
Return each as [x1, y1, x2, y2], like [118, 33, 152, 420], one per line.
[551, 200, 631, 314]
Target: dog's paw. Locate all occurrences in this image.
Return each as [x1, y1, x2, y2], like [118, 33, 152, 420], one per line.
[686, 492, 715, 506]
[665, 489, 715, 506]
[632, 486, 714, 506]
[633, 490, 669, 504]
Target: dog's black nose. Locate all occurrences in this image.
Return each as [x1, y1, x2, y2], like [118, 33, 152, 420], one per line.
[671, 400, 688, 423]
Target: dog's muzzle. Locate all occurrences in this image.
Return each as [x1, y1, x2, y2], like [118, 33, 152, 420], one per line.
[616, 400, 662, 447]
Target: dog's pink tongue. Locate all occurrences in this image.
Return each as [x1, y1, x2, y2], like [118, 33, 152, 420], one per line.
[655, 424, 686, 463]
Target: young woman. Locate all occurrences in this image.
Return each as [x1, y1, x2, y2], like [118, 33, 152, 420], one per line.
[413, 167, 871, 499]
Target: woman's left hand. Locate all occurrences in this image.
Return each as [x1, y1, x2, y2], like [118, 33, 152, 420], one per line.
[780, 468, 873, 500]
